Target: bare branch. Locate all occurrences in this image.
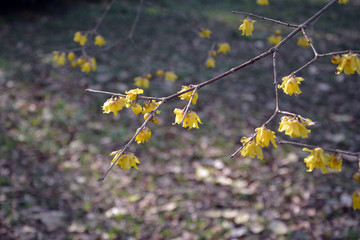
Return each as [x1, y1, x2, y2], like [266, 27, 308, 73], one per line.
[232, 11, 299, 28]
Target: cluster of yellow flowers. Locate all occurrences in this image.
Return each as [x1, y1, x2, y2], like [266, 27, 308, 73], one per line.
[110, 151, 140, 170]
[268, 30, 283, 46]
[241, 116, 314, 160]
[133, 70, 179, 88]
[278, 74, 304, 96]
[338, 0, 349, 4]
[240, 125, 277, 160]
[239, 18, 256, 36]
[52, 32, 106, 73]
[52, 51, 97, 73]
[256, 0, 269, 6]
[303, 148, 342, 174]
[205, 42, 231, 68]
[173, 85, 202, 130]
[331, 52, 360, 75]
[73, 31, 106, 47]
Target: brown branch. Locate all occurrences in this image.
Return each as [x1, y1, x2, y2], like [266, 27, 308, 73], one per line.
[279, 140, 359, 157]
[301, 28, 318, 56]
[232, 11, 299, 28]
[85, 88, 162, 101]
[128, 0, 145, 39]
[93, 0, 116, 33]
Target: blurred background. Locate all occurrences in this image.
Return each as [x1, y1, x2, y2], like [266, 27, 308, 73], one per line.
[1, 0, 360, 239]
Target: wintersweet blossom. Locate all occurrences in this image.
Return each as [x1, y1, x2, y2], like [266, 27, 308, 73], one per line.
[135, 127, 151, 144]
[278, 116, 312, 138]
[178, 86, 198, 105]
[278, 75, 304, 96]
[125, 88, 144, 102]
[257, 0, 269, 6]
[173, 109, 202, 130]
[328, 153, 342, 172]
[217, 43, 231, 54]
[335, 53, 360, 75]
[331, 55, 341, 64]
[164, 71, 178, 82]
[268, 30, 283, 45]
[239, 18, 256, 36]
[67, 52, 75, 61]
[102, 96, 127, 116]
[353, 172, 360, 182]
[134, 76, 150, 89]
[255, 126, 277, 148]
[142, 100, 159, 114]
[52, 51, 66, 66]
[94, 35, 106, 46]
[110, 151, 140, 170]
[303, 148, 330, 173]
[205, 57, 215, 68]
[156, 69, 164, 77]
[338, 0, 349, 4]
[73, 31, 88, 46]
[240, 137, 263, 160]
[199, 29, 211, 38]
[131, 102, 142, 115]
[297, 37, 312, 47]
[352, 190, 360, 210]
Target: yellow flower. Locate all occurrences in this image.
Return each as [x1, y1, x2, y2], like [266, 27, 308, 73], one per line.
[353, 172, 360, 182]
[125, 88, 144, 102]
[331, 55, 341, 64]
[73, 31, 87, 46]
[81, 62, 91, 73]
[205, 57, 215, 68]
[217, 42, 231, 54]
[199, 29, 211, 38]
[278, 116, 312, 138]
[90, 57, 97, 71]
[94, 35, 106, 46]
[239, 18, 256, 36]
[67, 52, 75, 61]
[278, 75, 304, 96]
[352, 190, 360, 211]
[173, 109, 202, 130]
[178, 85, 198, 105]
[135, 127, 151, 144]
[164, 71, 178, 82]
[145, 73, 152, 79]
[134, 76, 150, 89]
[209, 50, 217, 57]
[110, 151, 140, 170]
[131, 102, 142, 115]
[102, 96, 127, 116]
[335, 53, 360, 75]
[338, 0, 349, 4]
[257, 0, 269, 6]
[156, 69, 164, 77]
[329, 153, 342, 172]
[255, 126, 277, 148]
[152, 115, 159, 124]
[268, 30, 283, 45]
[240, 137, 263, 160]
[303, 148, 330, 174]
[142, 100, 159, 114]
[297, 37, 312, 47]
[71, 61, 77, 67]
[52, 52, 66, 66]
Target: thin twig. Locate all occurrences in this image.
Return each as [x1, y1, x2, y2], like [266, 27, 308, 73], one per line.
[230, 133, 256, 158]
[279, 140, 359, 157]
[272, 51, 280, 112]
[232, 11, 299, 28]
[180, 86, 199, 126]
[301, 28, 318, 56]
[85, 88, 162, 101]
[93, 0, 116, 33]
[128, 0, 145, 39]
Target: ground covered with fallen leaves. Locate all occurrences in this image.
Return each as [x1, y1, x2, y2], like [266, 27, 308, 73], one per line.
[1, 0, 360, 239]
